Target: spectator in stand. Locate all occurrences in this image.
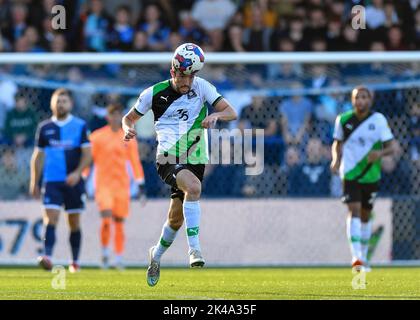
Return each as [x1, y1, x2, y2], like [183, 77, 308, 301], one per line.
[302, 7, 327, 51]
[312, 79, 351, 144]
[380, 155, 412, 196]
[50, 33, 67, 52]
[24, 26, 47, 52]
[40, 14, 55, 49]
[305, 64, 330, 89]
[416, 8, 420, 49]
[325, 17, 342, 51]
[0, 147, 28, 200]
[3, 90, 37, 147]
[365, 0, 398, 30]
[287, 137, 331, 196]
[267, 38, 302, 81]
[238, 95, 279, 138]
[191, 0, 236, 51]
[310, 37, 328, 52]
[409, 102, 420, 162]
[83, 0, 111, 52]
[242, 0, 278, 29]
[138, 3, 171, 51]
[327, 0, 346, 22]
[88, 93, 108, 133]
[386, 25, 409, 51]
[286, 16, 306, 51]
[168, 31, 183, 51]
[0, 0, 12, 36]
[26, 0, 54, 33]
[280, 82, 313, 148]
[0, 32, 12, 52]
[242, 4, 272, 52]
[131, 31, 151, 52]
[178, 10, 208, 46]
[337, 23, 361, 51]
[108, 5, 135, 52]
[191, 0, 236, 31]
[223, 23, 246, 52]
[3, 2, 28, 45]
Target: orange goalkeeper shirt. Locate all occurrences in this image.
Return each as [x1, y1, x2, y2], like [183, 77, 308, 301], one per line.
[90, 125, 145, 195]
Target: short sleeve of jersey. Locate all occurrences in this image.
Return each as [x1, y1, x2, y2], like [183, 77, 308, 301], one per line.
[333, 115, 343, 141]
[378, 113, 394, 142]
[197, 77, 222, 107]
[81, 123, 90, 147]
[133, 86, 153, 116]
[35, 123, 46, 149]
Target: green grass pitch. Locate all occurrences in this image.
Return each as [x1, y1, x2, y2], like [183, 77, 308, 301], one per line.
[0, 267, 419, 300]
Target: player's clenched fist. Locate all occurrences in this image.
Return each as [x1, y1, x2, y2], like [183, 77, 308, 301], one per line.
[123, 127, 137, 141]
[201, 114, 218, 129]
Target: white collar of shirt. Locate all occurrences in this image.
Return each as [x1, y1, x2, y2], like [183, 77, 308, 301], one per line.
[52, 114, 73, 127]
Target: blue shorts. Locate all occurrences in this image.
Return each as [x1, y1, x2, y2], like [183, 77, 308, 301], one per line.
[42, 180, 86, 213]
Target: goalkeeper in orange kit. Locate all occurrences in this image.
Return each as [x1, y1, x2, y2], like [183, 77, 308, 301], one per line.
[89, 103, 146, 269]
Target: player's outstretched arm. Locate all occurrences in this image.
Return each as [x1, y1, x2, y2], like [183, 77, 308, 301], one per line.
[201, 98, 237, 128]
[122, 107, 142, 141]
[330, 139, 342, 174]
[30, 148, 44, 199]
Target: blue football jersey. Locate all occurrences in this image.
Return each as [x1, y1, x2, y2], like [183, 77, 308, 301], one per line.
[35, 115, 90, 182]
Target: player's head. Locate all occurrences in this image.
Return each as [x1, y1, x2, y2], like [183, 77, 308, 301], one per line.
[351, 85, 373, 114]
[50, 88, 73, 119]
[170, 42, 205, 94]
[106, 103, 124, 128]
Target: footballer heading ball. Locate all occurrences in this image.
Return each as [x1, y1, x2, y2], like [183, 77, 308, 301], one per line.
[172, 43, 205, 75]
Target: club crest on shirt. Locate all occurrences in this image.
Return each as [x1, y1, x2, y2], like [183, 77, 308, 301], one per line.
[187, 89, 197, 99]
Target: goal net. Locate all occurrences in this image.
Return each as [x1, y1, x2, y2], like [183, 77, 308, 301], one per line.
[0, 52, 419, 266]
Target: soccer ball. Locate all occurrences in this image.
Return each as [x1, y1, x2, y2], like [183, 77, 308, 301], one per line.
[172, 43, 205, 75]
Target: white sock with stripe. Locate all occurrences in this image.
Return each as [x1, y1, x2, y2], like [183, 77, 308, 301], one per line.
[347, 215, 362, 263]
[361, 220, 372, 263]
[153, 222, 178, 262]
[183, 200, 201, 254]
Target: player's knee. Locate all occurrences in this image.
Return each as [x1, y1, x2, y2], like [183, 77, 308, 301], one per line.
[68, 217, 80, 231]
[44, 216, 58, 226]
[360, 208, 371, 222]
[349, 207, 361, 217]
[184, 181, 201, 199]
[113, 216, 124, 223]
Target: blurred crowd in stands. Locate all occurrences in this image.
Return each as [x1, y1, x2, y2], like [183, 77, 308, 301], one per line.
[1, 0, 419, 88]
[0, 0, 420, 200]
[0, 0, 419, 54]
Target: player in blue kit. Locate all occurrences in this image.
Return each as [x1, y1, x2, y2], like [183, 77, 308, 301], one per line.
[30, 88, 91, 273]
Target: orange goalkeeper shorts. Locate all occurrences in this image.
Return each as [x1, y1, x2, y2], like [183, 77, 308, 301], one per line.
[95, 189, 130, 218]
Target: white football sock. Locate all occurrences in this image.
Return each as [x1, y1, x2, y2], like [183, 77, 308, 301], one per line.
[361, 220, 372, 263]
[102, 247, 110, 258]
[347, 215, 362, 262]
[153, 222, 178, 262]
[183, 200, 201, 254]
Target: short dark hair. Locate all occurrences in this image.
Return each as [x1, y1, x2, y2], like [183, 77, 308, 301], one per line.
[14, 88, 27, 100]
[353, 85, 372, 97]
[107, 103, 124, 114]
[51, 88, 72, 100]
